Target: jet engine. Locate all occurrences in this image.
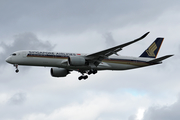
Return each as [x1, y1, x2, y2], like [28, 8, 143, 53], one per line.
[68, 56, 88, 66]
[50, 68, 69, 77]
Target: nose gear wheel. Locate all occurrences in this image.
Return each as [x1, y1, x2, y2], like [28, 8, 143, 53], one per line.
[14, 64, 19, 73]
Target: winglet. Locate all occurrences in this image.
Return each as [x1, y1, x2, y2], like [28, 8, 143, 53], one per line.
[138, 32, 150, 40]
[118, 32, 150, 49]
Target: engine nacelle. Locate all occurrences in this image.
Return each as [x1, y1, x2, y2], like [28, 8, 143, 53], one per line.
[68, 56, 88, 66]
[50, 68, 69, 77]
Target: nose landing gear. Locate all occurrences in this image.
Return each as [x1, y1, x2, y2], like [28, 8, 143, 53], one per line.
[14, 64, 19, 73]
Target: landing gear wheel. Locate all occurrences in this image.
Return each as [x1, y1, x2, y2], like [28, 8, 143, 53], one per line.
[14, 64, 19, 73]
[78, 76, 83, 80]
[88, 71, 92, 75]
[78, 75, 88, 80]
[92, 70, 97, 74]
[15, 69, 19, 73]
[88, 70, 97, 75]
[83, 75, 88, 80]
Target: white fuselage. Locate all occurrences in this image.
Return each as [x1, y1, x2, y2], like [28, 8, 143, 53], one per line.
[6, 50, 155, 71]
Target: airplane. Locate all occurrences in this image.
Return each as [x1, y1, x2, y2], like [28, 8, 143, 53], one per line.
[6, 32, 173, 80]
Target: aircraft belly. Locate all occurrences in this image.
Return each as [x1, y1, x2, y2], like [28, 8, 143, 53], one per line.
[107, 62, 137, 70]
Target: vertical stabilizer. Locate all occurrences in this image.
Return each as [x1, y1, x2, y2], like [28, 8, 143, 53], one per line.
[139, 38, 164, 58]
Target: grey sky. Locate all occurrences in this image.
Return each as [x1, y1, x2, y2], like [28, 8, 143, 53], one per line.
[0, 1, 180, 120]
[104, 32, 117, 47]
[0, 32, 54, 66]
[0, 0, 179, 36]
[143, 95, 180, 120]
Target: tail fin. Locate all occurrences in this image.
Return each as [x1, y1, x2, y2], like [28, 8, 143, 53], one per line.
[139, 38, 164, 58]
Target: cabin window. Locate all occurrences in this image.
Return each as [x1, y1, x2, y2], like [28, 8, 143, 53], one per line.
[12, 53, 16, 56]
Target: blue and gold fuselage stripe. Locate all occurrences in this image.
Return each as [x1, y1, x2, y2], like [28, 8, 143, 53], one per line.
[27, 51, 150, 66]
[103, 58, 149, 66]
[27, 53, 149, 66]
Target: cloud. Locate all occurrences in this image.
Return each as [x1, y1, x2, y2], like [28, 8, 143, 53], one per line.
[143, 95, 180, 120]
[0, 32, 55, 66]
[21, 92, 148, 120]
[0, 1, 180, 120]
[103, 32, 117, 47]
[128, 115, 137, 120]
[0, 0, 180, 36]
[8, 92, 26, 105]
[22, 94, 111, 120]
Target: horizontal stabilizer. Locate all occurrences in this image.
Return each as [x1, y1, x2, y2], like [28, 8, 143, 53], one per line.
[148, 55, 174, 63]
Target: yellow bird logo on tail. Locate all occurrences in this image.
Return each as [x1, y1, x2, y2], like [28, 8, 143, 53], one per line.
[146, 42, 157, 57]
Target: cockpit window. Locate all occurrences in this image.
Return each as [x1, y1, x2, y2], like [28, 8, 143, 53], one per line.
[12, 53, 16, 56]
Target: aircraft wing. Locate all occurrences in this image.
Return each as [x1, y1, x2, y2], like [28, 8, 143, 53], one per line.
[86, 32, 150, 66]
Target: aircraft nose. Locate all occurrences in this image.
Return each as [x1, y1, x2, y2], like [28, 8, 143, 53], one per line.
[6, 57, 12, 63]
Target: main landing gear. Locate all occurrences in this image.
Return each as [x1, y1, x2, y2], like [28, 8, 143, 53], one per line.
[78, 70, 97, 80]
[14, 64, 19, 73]
[88, 70, 97, 75]
[78, 75, 88, 80]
